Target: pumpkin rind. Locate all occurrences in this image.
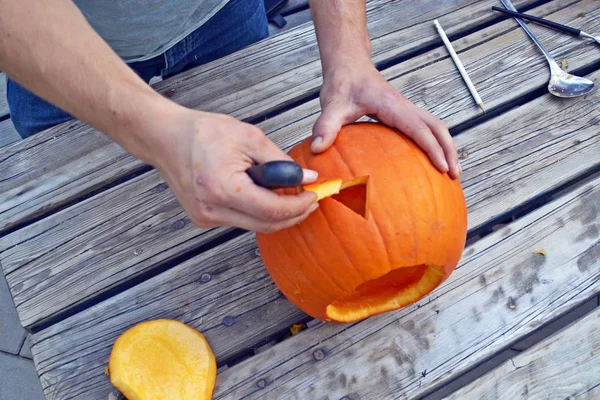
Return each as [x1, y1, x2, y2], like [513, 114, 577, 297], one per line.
[108, 319, 216, 400]
[256, 122, 467, 323]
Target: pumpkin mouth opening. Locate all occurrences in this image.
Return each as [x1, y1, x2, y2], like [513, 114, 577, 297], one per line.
[325, 264, 445, 322]
[302, 176, 370, 218]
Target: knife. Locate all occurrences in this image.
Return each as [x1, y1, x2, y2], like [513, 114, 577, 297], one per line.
[246, 160, 304, 189]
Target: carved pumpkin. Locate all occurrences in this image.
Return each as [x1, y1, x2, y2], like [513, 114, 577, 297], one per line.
[108, 319, 216, 400]
[256, 122, 467, 323]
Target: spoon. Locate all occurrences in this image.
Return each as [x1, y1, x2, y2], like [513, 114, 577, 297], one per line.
[499, 0, 594, 98]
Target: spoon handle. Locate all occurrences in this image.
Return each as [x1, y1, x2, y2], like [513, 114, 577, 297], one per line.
[491, 7, 582, 37]
[498, 0, 559, 70]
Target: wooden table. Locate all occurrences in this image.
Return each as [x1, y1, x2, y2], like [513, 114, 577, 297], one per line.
[1, 1, 599, 398]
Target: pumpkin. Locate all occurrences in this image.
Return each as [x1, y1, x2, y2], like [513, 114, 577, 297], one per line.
[256, 122, 467, 323]
[107, 319, 216, 400]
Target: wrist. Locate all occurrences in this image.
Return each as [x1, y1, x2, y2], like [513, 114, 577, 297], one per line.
[106, 88, 188, 168]
[322, 50, 375, 82]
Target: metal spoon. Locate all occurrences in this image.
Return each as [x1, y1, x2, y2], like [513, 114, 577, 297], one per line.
[499, 0, 594, 98]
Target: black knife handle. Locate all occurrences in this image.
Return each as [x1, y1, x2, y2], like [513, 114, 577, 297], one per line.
[491, 6, 581, 37]
[246, 161, 304, 189]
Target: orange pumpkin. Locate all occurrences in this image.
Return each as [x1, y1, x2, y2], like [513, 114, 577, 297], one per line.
[256, 122, 467, 323]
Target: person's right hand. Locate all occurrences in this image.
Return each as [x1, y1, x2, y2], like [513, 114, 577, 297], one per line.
[146, 106, 320, 233]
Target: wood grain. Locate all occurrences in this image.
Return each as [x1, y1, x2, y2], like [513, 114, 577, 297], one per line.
[268, 8, 312, 36]
[444, 307, 600, 400]
[3, 0, 599, 331]
[0, 119, 19, 149]
[28, 71, 600, 398]
[0, 0, 543, 232]
[212, 175, 600, 399]
[0, 73, 8, 118]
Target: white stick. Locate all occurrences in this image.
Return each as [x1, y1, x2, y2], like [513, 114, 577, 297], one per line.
[433, 19, 485, 112]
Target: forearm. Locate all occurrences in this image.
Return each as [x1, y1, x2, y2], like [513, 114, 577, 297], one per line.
[0, 0, 173, 163]
[308, 0, 372, 77]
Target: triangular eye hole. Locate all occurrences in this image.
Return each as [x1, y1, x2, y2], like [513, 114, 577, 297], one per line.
[331, 176, 369, 219]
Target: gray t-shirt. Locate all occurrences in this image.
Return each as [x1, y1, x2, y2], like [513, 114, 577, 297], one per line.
[73, 0, 231, 62]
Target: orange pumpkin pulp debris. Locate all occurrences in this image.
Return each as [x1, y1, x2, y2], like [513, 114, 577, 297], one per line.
[256, 122, 467, 323]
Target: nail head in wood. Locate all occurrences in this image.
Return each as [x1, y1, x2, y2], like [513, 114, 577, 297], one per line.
[171, 219, 186, 230]
[313, 348, 325, 361]
[256, 379, 267, 389]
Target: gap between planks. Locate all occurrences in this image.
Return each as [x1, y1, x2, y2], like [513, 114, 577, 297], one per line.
[2, 0, 598, 333]
[0, 73, 8, 120]
[442, 306, 600, 400]
[26, 70, 600, 398]
[0, 0, 551, 234]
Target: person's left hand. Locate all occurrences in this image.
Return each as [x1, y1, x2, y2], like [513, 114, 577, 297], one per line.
[311, 58, 461, 179]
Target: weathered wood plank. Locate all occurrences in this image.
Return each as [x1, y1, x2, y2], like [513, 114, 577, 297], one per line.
[28, 69, 600, 399]
[0, 119, 20, 148]
[0, 0, 543, 232]
[0, 73, 8, 118]
[3, 0, 598, 331]
[268, 9, 312, 36]
[277, 0, 309, 15]
[444, 307, 600, 400]
[212, 176, 600, 399]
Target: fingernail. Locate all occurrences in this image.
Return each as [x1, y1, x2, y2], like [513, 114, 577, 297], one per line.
[309, 202, 320, 212]
[302, 169, 319, 183]
[442, 159, 449, 172]
[311, 136, 323, 151]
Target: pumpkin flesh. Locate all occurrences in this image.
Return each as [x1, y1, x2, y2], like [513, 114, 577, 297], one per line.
[326, 264, 445, 322]
[108, 319, 216, 400]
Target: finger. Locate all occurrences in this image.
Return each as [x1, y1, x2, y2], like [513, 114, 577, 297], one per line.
[311, 100, 360, 153]
[225, 176, 318, 223]
[415, 107, 460, 179]
[207, 201, 319, 233]
[376, 97, 449, 173]
[244, 125, 319, 182]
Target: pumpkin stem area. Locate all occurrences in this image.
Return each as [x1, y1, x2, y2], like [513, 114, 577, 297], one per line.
[325, 264, 445, 322]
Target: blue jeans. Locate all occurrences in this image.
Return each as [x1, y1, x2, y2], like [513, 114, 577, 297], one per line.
[7, 0, 269, 139]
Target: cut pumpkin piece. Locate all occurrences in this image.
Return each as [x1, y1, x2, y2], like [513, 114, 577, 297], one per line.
[301, 179, 343, 200]
[302, 176, 370, 218]
[108, 319, 216, 400]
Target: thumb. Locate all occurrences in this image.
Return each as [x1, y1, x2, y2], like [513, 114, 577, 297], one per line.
[311, 101, 353, 153]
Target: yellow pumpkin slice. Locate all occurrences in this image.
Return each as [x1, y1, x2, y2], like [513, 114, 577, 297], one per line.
[301, 179, 343, 200]
[108, 319, 216, 400]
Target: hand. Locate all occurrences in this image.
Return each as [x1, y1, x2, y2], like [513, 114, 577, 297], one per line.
[311, 58, 461, 179]
[148, 107, 320, 233]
